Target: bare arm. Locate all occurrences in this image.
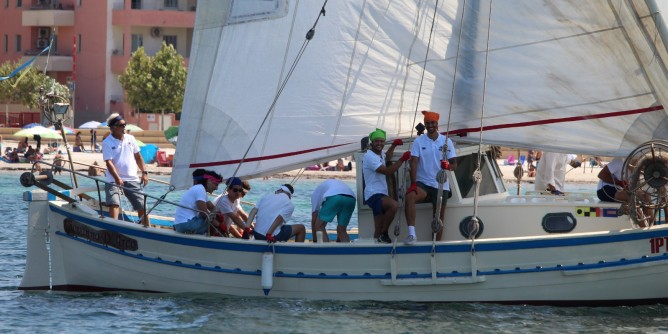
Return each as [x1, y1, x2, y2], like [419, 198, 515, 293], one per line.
[267, 215, 285, 236]
[409, 156, 418, 183]
[134, 152, 149, 186]
[105, 159, 122, 185]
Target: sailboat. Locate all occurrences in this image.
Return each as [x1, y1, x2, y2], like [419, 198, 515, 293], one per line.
[18, 0, 668, 304]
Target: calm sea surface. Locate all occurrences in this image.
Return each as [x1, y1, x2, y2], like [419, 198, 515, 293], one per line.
[2, 171, 668, 333]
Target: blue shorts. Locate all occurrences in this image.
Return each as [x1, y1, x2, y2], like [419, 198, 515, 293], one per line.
[173, 216, 208, 235]
[254, 225, 293, 242]
[105, 181, 145, 210]
[365, 193, 386, 216]
[318, 194, 356, 227]
[597, 185, 618, 202]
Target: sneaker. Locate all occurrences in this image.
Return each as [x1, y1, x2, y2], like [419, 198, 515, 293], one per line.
[376, 233, 391, 244]
[403, 234, 416, 245]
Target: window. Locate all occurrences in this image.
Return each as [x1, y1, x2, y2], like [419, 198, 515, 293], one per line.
[16, 0, 21, 7]
[78, 0, 82, 7]
[77, 34, 81, 53]
[15, 35, 21, 52]
[164, 0, 177, 8]
[454, 153, 502, 198]
[163, 35, 177, 49]
[131, 0, 141, 9]
[131, 34, 143, 52]
[5, 0, 8, 9]
[3, 35, 7, 53]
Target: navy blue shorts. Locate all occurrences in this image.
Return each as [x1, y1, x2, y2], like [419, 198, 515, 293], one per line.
[597, 185, 618, 202]
[254, 225, 293, 242]
[365, 193, 386, 216]
[418, 182, 450, 207]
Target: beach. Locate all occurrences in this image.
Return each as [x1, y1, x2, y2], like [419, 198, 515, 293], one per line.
[0, 139, 602, 184]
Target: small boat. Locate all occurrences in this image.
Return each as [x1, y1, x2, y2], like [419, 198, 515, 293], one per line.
[19, 0, 668, 305]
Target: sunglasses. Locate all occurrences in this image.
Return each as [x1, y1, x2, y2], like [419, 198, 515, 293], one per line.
[114, 123, 127, 128]
[231, 188, 246, 194]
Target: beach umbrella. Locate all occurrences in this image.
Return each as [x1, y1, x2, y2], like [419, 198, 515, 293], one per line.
[164, 126, 178, 140]
[164, 126, 178, 145]
[22, 122, 43, 129]
[135, 139, 146, 147]
[48, 125, 75, 135]
[78, 121, 101, 129]
[97, 122, 109, 129]
[125, 124, 143, 132]
[14, 126, 61, 139]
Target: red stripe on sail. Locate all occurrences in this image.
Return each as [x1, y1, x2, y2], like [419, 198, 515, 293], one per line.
[448, 105, 663, 136]
[190, 143, 353, 168]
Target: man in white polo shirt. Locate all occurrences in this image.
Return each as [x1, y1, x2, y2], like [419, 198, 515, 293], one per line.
[404, 111, 457, 245]
[102, 113, 149, 224]
[253, 184, 306, 242]
[310, 179, 357, 243]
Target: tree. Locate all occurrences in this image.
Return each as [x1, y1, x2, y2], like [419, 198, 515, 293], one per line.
[0, 60, 61, 126]
[119, 42, 187, 130]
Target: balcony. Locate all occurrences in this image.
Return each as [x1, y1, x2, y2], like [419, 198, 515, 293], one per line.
[21, 53, 72, 72]
[22, 7, 75, 27]
[112, 8, 195, 28]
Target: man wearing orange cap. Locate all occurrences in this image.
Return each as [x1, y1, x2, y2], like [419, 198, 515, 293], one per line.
[404, 110, 457, 245]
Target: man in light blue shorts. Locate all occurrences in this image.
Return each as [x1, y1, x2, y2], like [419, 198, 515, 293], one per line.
[310, 179, 357, 242]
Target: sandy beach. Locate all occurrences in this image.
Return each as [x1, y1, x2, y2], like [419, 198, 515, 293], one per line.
[0, 139, 602, 184]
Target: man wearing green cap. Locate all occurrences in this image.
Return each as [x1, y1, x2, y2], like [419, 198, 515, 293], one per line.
[362, 128, 412, 243]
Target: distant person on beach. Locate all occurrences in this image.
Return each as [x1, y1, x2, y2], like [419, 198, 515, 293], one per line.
[174, 170, 223, 234]
[102, 113, 150, 225]
[310, 179, 357, 243]
[534, 152, 569, 195]
[18, 137, 28, 153]
[53, 152, 64, 175]
[214, 177, 252, 239]
[253, 184, 306, 242]
[90, 129, 97, 152]
[404, 111, 457, 245]
[33, 134, 41, 152]
[362, 128, 411, 243]
[74, 132, 85, 152]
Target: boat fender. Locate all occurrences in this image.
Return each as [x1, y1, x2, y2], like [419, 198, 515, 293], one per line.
[261, 252, 274, 295]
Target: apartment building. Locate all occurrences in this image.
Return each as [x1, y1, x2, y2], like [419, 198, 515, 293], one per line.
[0, 0, 195, 129]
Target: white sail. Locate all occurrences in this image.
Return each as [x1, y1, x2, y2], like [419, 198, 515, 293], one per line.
[173, 0, 668, 189]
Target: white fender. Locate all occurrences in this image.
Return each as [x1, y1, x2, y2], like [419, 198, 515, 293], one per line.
[261, 252, 274, 295]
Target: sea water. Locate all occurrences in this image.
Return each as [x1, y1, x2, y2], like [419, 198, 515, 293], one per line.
[2, 171, 668, 333]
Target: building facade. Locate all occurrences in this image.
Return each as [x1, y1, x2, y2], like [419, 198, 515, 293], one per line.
[0, 0, 194, 129]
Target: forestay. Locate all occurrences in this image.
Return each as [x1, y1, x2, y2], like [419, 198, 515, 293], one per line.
[173, 0, 668, 189]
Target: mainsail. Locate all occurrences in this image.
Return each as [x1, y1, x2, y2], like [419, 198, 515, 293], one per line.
[172, 0, 668, 189]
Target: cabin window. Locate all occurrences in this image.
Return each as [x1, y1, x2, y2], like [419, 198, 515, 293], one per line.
[228, 0, 288, 25]
[542, 212, 576, 233]
[453, 153, 501, 198]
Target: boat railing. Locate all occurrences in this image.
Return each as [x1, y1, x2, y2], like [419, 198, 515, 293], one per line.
[22, 160, 219, 232]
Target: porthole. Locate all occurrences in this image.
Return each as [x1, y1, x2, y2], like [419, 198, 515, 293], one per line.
[459, 216, 484, 239]
[542, 212, 576, 233]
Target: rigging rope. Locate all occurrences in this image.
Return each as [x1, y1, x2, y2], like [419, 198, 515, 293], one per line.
[229, 0, 329, 183]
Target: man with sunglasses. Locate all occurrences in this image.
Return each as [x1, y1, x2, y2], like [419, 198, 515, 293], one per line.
[214, 177, 252, 238]
[102, 113, 150, 224]
[404, 110, 457, 245]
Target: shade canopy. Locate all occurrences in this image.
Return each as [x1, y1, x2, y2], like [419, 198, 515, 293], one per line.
[14, 126, 61, 139]
[78, 121, 101, 129]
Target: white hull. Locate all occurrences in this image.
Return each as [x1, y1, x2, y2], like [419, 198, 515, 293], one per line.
[20, 192, 668, 304]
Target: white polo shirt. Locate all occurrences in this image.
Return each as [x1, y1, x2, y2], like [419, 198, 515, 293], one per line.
[102, 134, 141, 183]
[410, 134, 456, 190]
[362, 149, 388, 201]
